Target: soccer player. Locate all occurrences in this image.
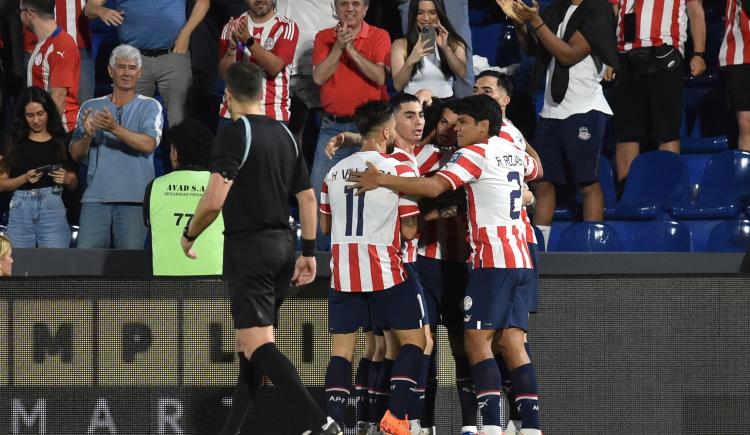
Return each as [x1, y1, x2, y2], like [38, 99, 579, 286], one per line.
[319, 99, 428, 435]
[474, 70, 544, 434]
[349, 94, 542, 435]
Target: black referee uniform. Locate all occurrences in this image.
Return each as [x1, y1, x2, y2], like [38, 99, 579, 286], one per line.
[209, 114, 309, 328]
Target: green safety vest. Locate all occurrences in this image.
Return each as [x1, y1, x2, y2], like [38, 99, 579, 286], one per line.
[149, 170, 224, 276]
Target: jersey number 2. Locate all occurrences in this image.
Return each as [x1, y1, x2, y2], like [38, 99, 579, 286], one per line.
[345, 187, 366, 236]
[507, 172, 521, 219]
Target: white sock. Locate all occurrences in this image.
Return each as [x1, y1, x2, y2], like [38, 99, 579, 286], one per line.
[537, 225, 551, 250]
[420, 427, 435, 434]
[461, 425, 478, 434]
[482, 425, 503, 435]
[506, 420, 522, 434]
[520, 429, 542, 435]
[409, 419, 421, 434]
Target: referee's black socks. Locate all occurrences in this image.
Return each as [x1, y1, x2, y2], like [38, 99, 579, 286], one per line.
[250, 342, 328, 429]
[218, 353, 262, 435]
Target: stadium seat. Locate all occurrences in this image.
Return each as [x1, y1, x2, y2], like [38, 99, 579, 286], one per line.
[671, 150, 750, 219]
[706, 219, 750, 252]
[605, 151, 691, 219]
[679, 153, 712, 200]
[472, 22, 521, 67]
[555, 222, 619, 252]
[680, 86, 730, 153]
[631, 220, 693, 252]
[533, 225, 545, 251]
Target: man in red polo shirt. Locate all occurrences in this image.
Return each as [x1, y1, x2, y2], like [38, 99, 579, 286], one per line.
[21, 0, 80, 132]
[309, 0, 391, 250]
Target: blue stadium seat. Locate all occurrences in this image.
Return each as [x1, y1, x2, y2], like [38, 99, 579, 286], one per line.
[605, 151, 690, 219]
[533, 225, 545, 251]
[671, 150, 750, 219]
[555, 222, 619, 252]
[680, 86, 730, 153]
[471, 23, 521, 67]
[706, 219, 750, 252]
[631, 220, 693, 252]
[679, 153, 712, 200]
[554, 155, 617, 220]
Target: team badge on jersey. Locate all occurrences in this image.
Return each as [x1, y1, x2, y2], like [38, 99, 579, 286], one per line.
[578, 126, 591, 141]
[463, 296, 473, 311]
[34, 53, 43, 66]
[264, 37, 276, 50]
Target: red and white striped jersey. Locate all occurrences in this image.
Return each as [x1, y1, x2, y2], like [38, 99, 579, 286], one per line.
[413, 143, 471, 262]
[27, 27, 80, 132]
[23, 0, 90, 53]
[719, 0, 750, 66]
[615, 0, 694, 53]
[320, 151, 420, 292]
[436, 136, 539, 269]
[391, 147, 420, 263]
[219, 14, 298, 121]
[501, 119, 539, 246]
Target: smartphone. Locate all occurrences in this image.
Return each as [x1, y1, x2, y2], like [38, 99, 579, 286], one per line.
[420, 25, 437, 48]
[35, 164, 52, 174]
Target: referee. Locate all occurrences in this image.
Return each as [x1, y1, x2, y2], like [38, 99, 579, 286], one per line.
[181, 62, 342, 435]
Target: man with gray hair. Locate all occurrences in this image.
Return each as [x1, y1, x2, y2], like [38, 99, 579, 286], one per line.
[70, 44, 164, 249]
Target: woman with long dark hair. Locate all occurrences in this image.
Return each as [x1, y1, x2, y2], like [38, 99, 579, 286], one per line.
[391, 0, 468, 98]
[0, 87, 78, 248]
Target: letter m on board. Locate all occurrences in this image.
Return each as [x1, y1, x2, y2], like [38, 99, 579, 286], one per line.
[33, 323, 73, 363]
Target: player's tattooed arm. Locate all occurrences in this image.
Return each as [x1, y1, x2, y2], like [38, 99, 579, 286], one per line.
[325, 132, 364, 159]
[400, 216, 419, 240]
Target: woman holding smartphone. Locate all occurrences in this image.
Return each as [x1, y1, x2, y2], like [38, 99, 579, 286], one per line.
[391, 0, 468, 98]
[0, 87, 78, 248]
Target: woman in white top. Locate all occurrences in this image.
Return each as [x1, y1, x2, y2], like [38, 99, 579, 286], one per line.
[391, 0, 468, 98]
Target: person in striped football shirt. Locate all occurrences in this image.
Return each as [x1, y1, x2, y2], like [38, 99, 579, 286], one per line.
[319, 99, 428, 435]
[720, 0, 750, 151]
[218, 0, 299, 123]
[349, 94, 542, 435]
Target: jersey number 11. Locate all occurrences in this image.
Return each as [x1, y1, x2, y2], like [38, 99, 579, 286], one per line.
[345, 187, 366, 236]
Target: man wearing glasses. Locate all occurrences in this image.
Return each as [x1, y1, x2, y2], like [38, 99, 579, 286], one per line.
[69, 44, 164, 249]
[20, 0, 80, 132]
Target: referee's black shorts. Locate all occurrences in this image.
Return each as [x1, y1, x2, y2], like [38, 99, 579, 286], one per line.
[224, 229, 295, 329]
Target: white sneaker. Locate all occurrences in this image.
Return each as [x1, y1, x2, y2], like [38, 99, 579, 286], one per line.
[420, 426, 435, 434]
[461, 425, 478, 435]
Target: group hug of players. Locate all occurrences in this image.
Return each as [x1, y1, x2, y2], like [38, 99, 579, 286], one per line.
[317, 70, 543, 435]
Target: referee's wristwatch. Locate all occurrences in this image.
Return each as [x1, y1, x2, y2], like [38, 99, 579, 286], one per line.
[182, 226, 198, 242]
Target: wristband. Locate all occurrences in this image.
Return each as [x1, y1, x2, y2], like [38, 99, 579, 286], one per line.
[182, 225, 198, 242]
[301, 238, 316, 257]
[692, 52, 705, 59]
[532, 22, 546, 32]
[244, 36, 255, 48]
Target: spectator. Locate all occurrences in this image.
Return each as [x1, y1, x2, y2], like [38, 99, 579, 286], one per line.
[22, 0, 94, 105]
[0, 233, 13, 276]
[507, 0, 618, 243]
[20, 0, 80, 132]
[85, 0, 210, 127]
[398, 0, 473, 97]
[611, 0, 706, 187]
[720, 0, 750, 151]
[69, 44, 163, 249]
[0, 87, 78, 248]
[144, 119, 223, 276]
[218, 0, 300, 123]
[392, 0, 468, 98]
[310, 0, 391, 248]
[276, 0, 338, 144]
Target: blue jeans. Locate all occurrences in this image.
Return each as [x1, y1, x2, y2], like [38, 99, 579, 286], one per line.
[77, 203, 147, 249]
[309, 117, 360, 250]
[7, 187, 71, 248]
[399, 0, 474, 97]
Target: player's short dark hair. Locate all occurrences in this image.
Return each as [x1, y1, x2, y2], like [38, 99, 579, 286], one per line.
[224, 63, 263, 102]
[169, 119, 213, 169]
[476, 70, 514, 97]
[390, 92, 421, 114]
[354, 100, 394, 137]
[23, 0, 54, 17]
[453, 95, 502, 137]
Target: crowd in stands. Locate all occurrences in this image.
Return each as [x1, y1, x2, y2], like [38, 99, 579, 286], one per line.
[0, 0, 748, 253]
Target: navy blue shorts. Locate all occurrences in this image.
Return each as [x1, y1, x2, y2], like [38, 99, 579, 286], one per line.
[527, 243, 540, 314]
[371, 278, 426, 331]
[463, 268, 535, 331]
[405, 262, 431, 327]
[533, 110, 608, 186]
[328, 288, 372, 334]
[417, 255, 469, 333]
